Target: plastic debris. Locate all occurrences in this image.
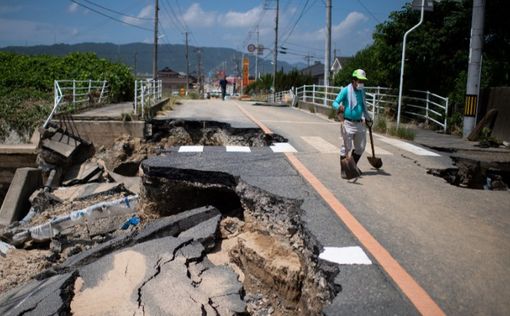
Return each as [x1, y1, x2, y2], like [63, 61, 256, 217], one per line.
[25, 195, 139, 242]
[121, 216, 141, 230]
[0, 240, 15, 257]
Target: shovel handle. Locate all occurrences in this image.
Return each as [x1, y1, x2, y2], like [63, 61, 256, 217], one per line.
[368, 125, 376, 158]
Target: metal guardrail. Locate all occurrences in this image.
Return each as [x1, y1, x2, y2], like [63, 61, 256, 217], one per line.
[272, 84, 449, 131]
[134, 79, 162, 116]
[44, 80, 109, 128]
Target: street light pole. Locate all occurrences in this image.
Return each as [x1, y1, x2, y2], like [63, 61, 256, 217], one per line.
[272, 0, 279, 93]
[397, 0, 425, 129]
[152, 0, 159, 80]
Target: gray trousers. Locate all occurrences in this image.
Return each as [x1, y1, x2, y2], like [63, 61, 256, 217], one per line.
[340, 120, 366, 157]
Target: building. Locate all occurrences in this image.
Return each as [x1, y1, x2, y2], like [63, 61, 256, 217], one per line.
[157, 67, 197, 93]
[330, 56, 352, 76]
[300, 61, 326, 85]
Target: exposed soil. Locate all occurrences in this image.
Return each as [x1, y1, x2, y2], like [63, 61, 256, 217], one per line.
[1, 119, 337, 315]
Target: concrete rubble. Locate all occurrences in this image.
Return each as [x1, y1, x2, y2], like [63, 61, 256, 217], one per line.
[0, 120, 343, 315]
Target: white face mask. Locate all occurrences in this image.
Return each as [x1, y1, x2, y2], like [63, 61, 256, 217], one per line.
[356, 82, 365, 90]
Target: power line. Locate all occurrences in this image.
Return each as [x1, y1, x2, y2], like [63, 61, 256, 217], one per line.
[80, 0, 154, 20]
[68, 0, 153, 32]
[160, 0, 186, 33]
[355, 0, 381, 23]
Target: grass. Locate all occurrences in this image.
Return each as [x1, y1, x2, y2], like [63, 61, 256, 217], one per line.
[370, 115, 415, 141]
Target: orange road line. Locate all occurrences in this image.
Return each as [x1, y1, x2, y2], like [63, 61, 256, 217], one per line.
[236, 103, 445, 315]
[236, 104, 273, 135]
[285, 152, 446, 316]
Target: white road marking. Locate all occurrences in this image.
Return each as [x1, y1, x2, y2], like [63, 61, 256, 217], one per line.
[226, 146, 251, 152]
[270, 142, 297, 153]
[178, 145, 204, 152]
[375, 135, 440, 156]
[301, 136, 339, 153]
[319, 246, 372, 265]
[366, 142, 393, 156]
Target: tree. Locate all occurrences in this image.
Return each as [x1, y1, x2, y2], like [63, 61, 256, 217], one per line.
[333, 0, 510, 112]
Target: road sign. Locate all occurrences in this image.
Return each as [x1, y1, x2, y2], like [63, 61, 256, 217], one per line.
[257, 44, 264, 55]
[247, 44, 256, 53]
[412, 0, 434, 12]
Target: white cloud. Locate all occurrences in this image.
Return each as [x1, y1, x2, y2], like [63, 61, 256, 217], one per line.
[288, 12, 368, 44]
[122, 4, 153, 26]
[331, 12, 368, 41]
[68, 3, 79, 13]
[222, 6, 263, 28]
[182, 3, 217, 28]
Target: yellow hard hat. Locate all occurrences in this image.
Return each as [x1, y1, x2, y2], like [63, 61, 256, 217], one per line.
[352, 69, 368, 80]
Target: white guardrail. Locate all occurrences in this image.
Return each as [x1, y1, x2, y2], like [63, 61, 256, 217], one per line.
[270, 85, 449, 131]
[134, 79, 162, 116]
[44, 80, 109, 128]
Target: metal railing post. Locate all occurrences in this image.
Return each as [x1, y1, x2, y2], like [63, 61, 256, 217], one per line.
[72, 80, 76, 105]
[426, 91, 430, 125]
[372, 93, 377, 119]
[88, 80, 92, 94]
[141, 85, 145, 117]
[312, 84, 316, 104]
[377, 86, 381, 114]
[134, 80, 138, 115]
[444, 97, 449, 132]
[98, 80, 106, 103]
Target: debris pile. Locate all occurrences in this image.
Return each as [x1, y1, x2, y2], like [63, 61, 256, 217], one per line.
[0, 120, 339, 315]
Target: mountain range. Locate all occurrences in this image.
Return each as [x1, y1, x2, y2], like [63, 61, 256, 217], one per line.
[0, 42, 307, 77]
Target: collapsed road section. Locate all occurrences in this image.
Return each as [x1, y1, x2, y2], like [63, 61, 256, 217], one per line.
[0, 119, 344, 315]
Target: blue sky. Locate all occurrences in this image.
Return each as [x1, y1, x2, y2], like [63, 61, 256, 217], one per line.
[0, 0, 410, 63]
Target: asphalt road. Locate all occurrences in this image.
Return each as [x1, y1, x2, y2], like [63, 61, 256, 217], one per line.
[166, 99, 510, 315]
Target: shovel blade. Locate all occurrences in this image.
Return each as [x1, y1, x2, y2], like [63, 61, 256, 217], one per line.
[367, 156, 383, 169]
[341, 156, 362, 179]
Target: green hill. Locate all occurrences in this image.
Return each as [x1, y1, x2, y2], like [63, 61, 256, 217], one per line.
[0, 42, 302, 77]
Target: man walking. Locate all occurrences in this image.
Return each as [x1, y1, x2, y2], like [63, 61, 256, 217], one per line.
[332, 69, 372, 179]
[219, 76, 228, 100]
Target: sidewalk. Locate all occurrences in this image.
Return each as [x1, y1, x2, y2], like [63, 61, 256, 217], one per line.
[412, 128, 510, 162]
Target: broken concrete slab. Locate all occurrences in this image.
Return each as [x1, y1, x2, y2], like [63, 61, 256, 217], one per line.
[61, 206, 220, 269]
[0, 168, 42, 227]
[178, 214, 221, 250]
[107, 171, 142, 195]
[41, 132, 81, 159]
[0, 271, 77, 316]
[62, 161, 102, 186]
[134, 205, 221, 244]
[51, 182, 125, 202]
[140, 255, 245, 315]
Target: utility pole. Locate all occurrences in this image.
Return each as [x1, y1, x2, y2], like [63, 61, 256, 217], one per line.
[185, 31, 190, 96]
[324, 0, 332, 86]
[272, 0, 279, 92]
[134, 52, 138, 77]
[256, 26, 260, 80]
[304, 54, 312, 67]
[196, 48, 203, 98]
[463, 0, 486, 138]
[152, 0, 159, 80]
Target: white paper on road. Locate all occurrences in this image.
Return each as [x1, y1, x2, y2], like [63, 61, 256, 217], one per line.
[375, 135, 440, 156]
[319, 246, 372, 265]
[178, 145, 204, 153]
[226, 146, 251, 152]
[270, 142, 297, 153]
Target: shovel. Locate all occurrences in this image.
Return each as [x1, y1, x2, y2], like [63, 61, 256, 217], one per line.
[366, 121, 383, 169]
